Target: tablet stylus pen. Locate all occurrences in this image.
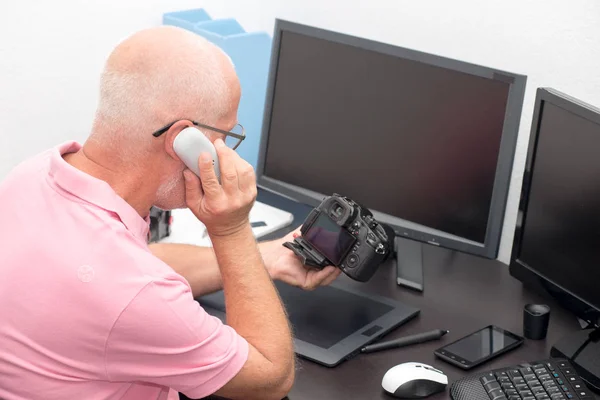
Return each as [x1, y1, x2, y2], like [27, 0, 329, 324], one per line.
[360, 329, 449, 354]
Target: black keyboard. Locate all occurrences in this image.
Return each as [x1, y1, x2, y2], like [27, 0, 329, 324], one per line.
[451, 359, 596, 400]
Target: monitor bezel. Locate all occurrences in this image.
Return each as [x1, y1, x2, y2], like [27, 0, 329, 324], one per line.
[256, 19, 527, 259]
[509, 87, 600, 327]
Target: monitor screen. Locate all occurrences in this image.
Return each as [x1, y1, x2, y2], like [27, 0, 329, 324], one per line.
[518, 101, 600, 311]
[262, 30, 512, 244]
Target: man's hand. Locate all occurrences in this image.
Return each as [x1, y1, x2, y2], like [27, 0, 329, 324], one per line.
[261, 227, 342, 290]
[183, 138, 256, 237]
[182, 138, 294, 399]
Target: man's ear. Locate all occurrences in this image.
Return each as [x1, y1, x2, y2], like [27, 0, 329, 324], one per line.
[163, 120, 194, 161]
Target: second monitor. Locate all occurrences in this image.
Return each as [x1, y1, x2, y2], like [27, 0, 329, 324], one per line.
[257, 20, 527, 287]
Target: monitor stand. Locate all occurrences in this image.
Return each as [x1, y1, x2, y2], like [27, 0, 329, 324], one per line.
[394, 236, 424, 292]
[550, 326, 600, 392]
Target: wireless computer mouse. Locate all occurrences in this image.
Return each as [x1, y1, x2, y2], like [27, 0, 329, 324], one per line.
[382, 362, 448, 399]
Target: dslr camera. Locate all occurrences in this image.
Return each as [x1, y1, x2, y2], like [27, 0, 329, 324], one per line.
[283, 194, 392, 282]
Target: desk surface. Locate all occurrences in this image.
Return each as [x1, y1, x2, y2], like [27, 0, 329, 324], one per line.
[252, 189, 599, 400]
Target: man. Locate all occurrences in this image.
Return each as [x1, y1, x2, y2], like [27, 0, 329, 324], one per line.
[0, 26, 340, 400]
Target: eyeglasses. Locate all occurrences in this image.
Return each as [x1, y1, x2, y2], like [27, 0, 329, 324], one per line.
[152, 120, 245, 150]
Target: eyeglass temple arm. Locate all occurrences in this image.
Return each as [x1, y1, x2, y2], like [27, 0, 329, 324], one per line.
[192, 122, 245, 140]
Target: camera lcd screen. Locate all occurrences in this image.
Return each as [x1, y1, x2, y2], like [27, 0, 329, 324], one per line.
[304, 213, 356, 265]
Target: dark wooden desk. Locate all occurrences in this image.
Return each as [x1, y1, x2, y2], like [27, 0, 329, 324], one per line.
[286, 248, 594, 399]
[186, 190, 595, 400]
[253, 189, 599, 400]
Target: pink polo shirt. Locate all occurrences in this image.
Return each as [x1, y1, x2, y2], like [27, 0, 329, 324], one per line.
[0, 142, 249, 400]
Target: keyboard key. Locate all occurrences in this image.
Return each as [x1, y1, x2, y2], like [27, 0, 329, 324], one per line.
[534, 394, 550, 400]
[524, 374, 538, 382]
[546, 387, 560, 396]
[539, 375, 553, 382]
[523, 397, 535, 400]
[481, 373, 497, 385]
[546, 363, 555, 371]
[569, 380, 584, 391]
[509, 369, 523, 379]
[489, 389, 507, 400]
[500, 377, 512, 384]
[505, 389, 519, 397]
[496, 371, 509, 379]
[485, 381, 501, 393]
[556, 361, 571, 370]
[532, 364, 546, 370]
[533, 387, 547, 396]
[513, 377, 526, 385]
[508, 396, 521, 400]
[521, 367, 535, 376]
[575, 390, 592, 398]
[520, 390, 534, 397]
[561, 369, 576, 376]
[565, 376, 577, 383]
[516, 384, 530, 392]
[535, 368, 548, 376]
[502, 383, 516, 391]
[550, 394, 565, 400]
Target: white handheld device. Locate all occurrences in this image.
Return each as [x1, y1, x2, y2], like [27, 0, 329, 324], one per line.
[382, 362, 448, 398]
[173, 127, 221, 181]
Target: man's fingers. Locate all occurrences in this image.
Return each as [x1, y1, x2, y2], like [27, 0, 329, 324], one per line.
[183, 169, 203, 206]
[290, 227, 302, 239]
[198, 151, 222, 197]
[306, 266, 340, 289]
[237, 158, 257, 193]
[215, 139, 239, 193]
[321, 267, 342, 286]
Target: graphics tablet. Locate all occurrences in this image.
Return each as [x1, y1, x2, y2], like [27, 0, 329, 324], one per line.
[197, 281, 420, 367]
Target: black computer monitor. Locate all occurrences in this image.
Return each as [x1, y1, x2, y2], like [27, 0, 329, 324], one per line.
[257, 19, 526, 271]
[509, 87, 600, 390]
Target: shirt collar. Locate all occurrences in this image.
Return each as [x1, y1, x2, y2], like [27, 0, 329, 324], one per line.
[48, 141, 150, 241]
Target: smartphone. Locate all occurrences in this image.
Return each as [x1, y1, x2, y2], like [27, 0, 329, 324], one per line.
[434, 325, 524, 370]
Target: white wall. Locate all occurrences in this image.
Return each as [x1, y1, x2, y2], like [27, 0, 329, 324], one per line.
[0, 0, 205, 175]
[2, 0, 600, 263]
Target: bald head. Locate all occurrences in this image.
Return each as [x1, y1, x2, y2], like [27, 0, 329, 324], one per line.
[71, 26, 243, 212]
[91, 26, 240, 150]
